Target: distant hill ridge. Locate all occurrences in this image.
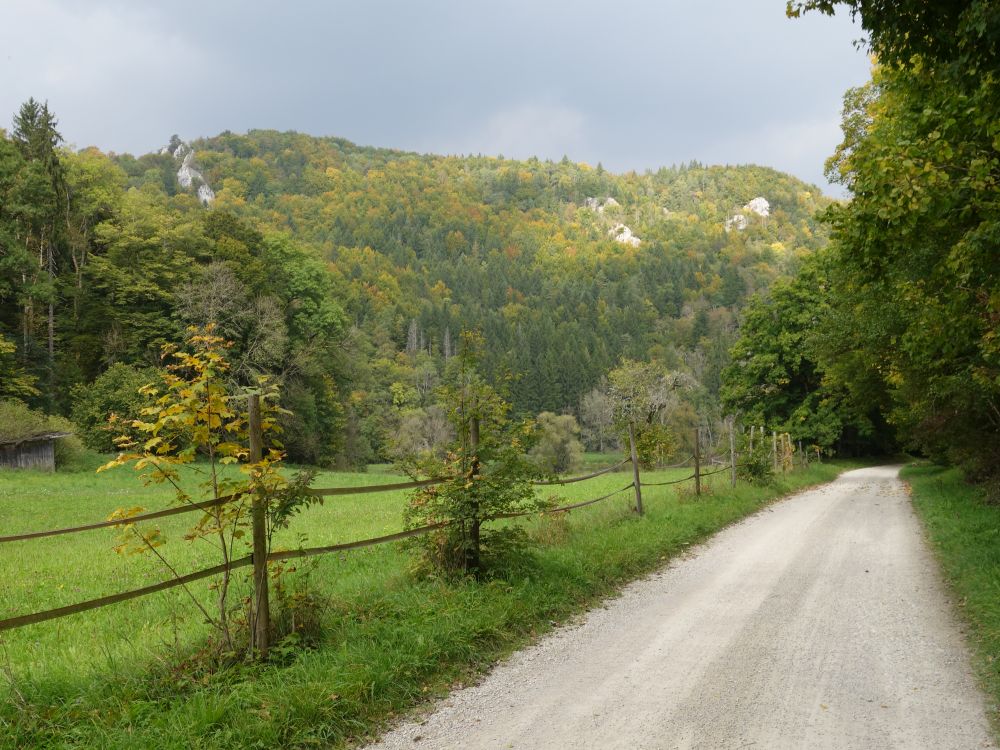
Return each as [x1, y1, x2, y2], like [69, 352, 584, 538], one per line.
[109, 128, 831, 417]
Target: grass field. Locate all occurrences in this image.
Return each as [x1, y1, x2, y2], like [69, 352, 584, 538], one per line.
[1, 457, 854, 748]
[902, 464, 1000, 734]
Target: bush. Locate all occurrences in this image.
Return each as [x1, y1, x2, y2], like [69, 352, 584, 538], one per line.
[53, 433, 92, 471]
[530, 412, 583, 474]
[403, 332, 546, 578]
[70, 363, 157, 452]
[737, 441, 774, 486]
[388, 405, 453, 464]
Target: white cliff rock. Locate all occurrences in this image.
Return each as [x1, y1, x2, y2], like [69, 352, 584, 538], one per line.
[585, 196, 620, 214]
[744, 197, 770, 217]
[164, 138, 214, 205]
[610, 223, 641, 247]
[725, 214, 748, 232]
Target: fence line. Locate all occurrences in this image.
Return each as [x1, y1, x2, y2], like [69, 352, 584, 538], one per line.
[698, 465, 736, 479]
[0, 442, 754, 632]
[0, 458, 697, 545]
[264, 522, 451, 562]
[661, 455, 695, 468]
[0, 481, 641, 633]
[0, 459, 669, 545]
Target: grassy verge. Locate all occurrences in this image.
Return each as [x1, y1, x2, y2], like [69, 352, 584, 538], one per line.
[902, 463, 1000, 733]
[2, 461, 857, 748]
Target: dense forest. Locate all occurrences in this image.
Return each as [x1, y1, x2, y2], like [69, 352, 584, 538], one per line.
[0, 114, 834, 466]
[728, 0, 1000, 483]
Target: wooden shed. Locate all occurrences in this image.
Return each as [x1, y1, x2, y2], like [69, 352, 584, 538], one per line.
[0, 432, 71, 471]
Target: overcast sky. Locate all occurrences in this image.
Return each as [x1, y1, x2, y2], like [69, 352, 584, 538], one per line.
[0, 1, 870, 194]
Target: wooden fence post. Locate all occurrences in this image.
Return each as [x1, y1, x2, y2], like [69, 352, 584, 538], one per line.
[694, 426, 702, 497]
[772, 430, 778, 474]
[466, 415, 482, 574]
[248, 393, 270, 660]
[629, 422, 643, 515]
[729, 416, 737, 488]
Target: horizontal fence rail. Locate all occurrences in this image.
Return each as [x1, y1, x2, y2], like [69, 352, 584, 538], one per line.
[0, 556, 252, 631]
[492, 483, 637, 519]
[0, 494, 241, 544]
[699, 465, 737, 478]
[661, 455, 695, 468]
[267, 522, 451, 563]
[642, 474, 697, 487]
[305, 476, 450, 497]
[532, 458, 631, 486]
[0, 477, 451, 545]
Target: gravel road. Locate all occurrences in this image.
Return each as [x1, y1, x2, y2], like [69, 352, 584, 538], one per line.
[365, 466, 995, 749]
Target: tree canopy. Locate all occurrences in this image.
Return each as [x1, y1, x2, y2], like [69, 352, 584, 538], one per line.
[1, 110, 833, 465]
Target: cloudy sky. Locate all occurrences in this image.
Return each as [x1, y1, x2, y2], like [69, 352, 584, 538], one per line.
[0, 1, 870, 194]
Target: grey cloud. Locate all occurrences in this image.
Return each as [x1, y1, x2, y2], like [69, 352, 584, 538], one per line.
[0, 0, 869, 193]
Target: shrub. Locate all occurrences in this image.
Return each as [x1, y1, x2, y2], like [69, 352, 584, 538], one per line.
[530, 412, 583, 474]
[737, 440, 774, 486]
[403, 332, 546, 578]
[70, 363, 157, 452]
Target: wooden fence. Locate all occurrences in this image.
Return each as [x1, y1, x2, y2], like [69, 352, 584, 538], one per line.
[0, 418, 808, 641]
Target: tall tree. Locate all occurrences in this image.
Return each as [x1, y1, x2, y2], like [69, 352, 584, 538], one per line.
[792, 0, 1000, 475]
[10, 98, 66, 406]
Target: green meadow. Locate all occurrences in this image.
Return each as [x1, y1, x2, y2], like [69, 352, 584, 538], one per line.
[1, 459, 852, 748]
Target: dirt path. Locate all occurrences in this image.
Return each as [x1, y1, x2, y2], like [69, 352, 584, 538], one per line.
[365, 466, 995, 749]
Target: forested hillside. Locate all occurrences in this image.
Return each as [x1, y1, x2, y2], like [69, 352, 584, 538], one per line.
[1, 113, 832, 465]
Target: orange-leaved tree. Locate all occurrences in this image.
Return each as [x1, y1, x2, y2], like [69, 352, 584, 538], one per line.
[101, 326, 315, 659]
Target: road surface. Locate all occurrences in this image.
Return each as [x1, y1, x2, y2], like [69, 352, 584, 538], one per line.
[366, 466, 995, 749]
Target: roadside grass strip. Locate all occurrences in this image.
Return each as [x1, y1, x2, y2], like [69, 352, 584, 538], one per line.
[903, 464, 1000, 737]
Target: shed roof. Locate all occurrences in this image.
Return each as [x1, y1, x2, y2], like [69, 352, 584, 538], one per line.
[0, 432, 73, 448]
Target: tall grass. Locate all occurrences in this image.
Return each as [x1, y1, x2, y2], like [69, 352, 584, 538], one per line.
[1, 460, 853, 748]
[903, 464, 1000, 733]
